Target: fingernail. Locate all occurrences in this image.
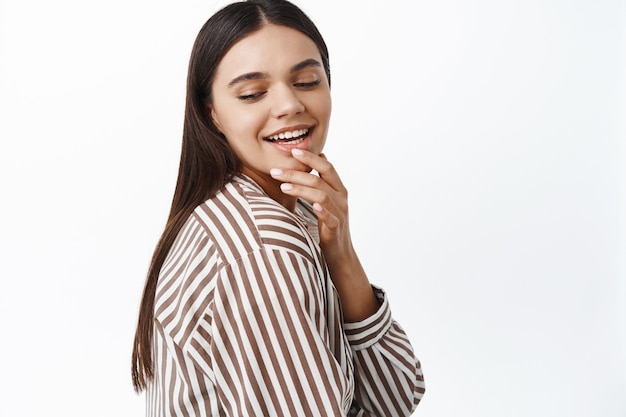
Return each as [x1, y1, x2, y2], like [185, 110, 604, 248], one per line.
[313, 203, 323, 212]
[270, 168, 283, 177]
[291, 148, 304, 156]
[280, 183, 293, 191]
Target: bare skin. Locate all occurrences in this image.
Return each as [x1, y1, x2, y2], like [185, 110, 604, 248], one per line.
[210, 24, 379, 322]
[270, 148, 379, 322]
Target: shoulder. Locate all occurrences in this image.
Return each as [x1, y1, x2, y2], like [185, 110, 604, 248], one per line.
[193, 175, 320, 264]
[191, 178, 262, 264]
[154, 177, 323, 345]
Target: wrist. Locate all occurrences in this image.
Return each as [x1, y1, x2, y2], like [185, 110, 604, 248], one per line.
[325, 250, 379, 322]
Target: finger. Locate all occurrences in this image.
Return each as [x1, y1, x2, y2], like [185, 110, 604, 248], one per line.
[278, 181, 337, 213]
[291, 149, 346, 192]
[269, 167, 328, 190]
[312, 203, 342, 246]
[313, 202, 340, 230]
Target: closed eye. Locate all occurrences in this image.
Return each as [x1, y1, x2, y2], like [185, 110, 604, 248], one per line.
[294, 80, 321, 88]
[238, 91, 266, 101]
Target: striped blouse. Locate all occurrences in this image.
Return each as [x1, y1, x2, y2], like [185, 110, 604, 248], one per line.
[147, 175, 425, 416]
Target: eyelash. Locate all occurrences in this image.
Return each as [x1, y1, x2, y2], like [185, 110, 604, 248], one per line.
[294, 80, 321, 88]
[238, 92, 265, 101]
[238, 80, 321, 101]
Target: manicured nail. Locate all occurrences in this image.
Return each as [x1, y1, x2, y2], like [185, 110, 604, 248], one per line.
[280, 183, 293, 191]
[313, 203, 323, 212]
[291, 148, 304, 156]
[270, 168, 283, 177]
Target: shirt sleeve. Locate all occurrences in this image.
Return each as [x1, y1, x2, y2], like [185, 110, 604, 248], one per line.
[187, 247, 353, 416]
[344, 287, 426, 417]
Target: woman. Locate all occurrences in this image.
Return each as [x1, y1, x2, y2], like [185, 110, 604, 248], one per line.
[131, 0, 425, 415]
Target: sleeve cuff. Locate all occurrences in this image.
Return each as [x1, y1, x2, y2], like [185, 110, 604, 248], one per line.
[343, 286, 393, 351]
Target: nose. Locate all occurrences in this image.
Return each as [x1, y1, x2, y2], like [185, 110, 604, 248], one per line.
[270, 84, 305, 118]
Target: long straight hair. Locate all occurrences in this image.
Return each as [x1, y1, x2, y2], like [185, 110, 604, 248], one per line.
[131, 0, 331, 392]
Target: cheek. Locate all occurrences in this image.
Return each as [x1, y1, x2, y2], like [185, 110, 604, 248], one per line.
[312, 95, 332, 132]
[219, 109, 264, 141]
[221, 116, 269, 162]
[312, 92, 332, 122]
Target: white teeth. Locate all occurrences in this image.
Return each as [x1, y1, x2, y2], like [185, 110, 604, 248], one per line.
[266, 128, 308, 142]
[282, 137, 305, 145]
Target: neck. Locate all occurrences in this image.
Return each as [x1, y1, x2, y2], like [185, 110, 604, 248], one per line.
[241, 168, 297, 212]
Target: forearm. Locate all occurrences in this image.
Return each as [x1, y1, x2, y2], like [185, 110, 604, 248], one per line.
[325, 246, 379, 322]
[344, 287, 426, 416]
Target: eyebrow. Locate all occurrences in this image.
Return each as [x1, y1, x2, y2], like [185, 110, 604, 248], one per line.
[228, 58, 322, 88]
[291, 58, 322, 73]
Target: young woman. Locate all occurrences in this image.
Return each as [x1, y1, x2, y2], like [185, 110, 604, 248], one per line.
[131, 1, 425, 415]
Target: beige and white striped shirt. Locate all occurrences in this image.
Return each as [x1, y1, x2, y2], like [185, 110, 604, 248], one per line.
[148, 175, 425, 416]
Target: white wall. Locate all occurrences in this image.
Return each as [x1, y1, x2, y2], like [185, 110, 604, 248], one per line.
[0, 0, 624, 416]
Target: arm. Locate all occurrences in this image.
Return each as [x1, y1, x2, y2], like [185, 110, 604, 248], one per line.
[189, 247, 353, 417]
[271, 149, 425, 416]
[345, 287, 425, 416]
[271, 149, 378, 321]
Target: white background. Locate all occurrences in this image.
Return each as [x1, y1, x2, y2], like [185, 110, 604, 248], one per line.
[0, 0, 624, 416]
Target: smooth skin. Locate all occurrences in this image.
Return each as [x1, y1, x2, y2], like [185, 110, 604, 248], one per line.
[272, 148, 379, 321]
[210, 24, 378, 322]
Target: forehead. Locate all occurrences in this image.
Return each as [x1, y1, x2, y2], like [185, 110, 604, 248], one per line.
[214, 24, 322, 80]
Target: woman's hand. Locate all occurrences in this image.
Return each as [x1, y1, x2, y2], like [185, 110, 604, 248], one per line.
[270, 148, 379, 321]
[271, 148, 348, 260]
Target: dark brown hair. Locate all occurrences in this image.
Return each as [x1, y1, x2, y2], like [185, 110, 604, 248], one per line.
[131, 0, 330, 392]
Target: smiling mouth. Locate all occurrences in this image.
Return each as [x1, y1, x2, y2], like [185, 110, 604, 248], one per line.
[264, 128, 309, 145]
